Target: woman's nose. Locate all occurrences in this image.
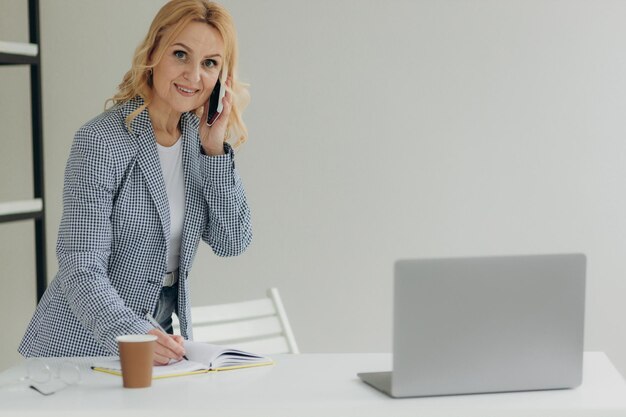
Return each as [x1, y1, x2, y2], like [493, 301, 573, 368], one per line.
[183, 64, 201, 83]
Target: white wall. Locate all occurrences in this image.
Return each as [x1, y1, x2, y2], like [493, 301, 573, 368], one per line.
[2, 0, 626, 377]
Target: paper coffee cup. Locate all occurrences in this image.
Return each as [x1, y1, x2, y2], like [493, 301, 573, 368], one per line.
[116, 334, 157, 388]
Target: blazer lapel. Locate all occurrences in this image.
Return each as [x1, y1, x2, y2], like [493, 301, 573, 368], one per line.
[120, 98, 171, 255]
[179, 112, 202, 271]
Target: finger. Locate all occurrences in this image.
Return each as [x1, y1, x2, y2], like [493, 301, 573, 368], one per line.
[224, 78, 233, 106]
[154, 340, 182, 362]
[153, 351, 171, 366]
[149, 329, 185, 359]
[171, 335, 185, 346]
[168, 333, 185, 353]
[159, 335, 185, 359]
[223, 77, 232, 100]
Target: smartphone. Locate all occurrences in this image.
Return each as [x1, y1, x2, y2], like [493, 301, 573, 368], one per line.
[206, 77, 226, 126]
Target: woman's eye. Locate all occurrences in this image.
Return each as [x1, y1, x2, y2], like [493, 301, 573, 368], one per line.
[203, 59, 217, 68]
[174, 50, 187, 60]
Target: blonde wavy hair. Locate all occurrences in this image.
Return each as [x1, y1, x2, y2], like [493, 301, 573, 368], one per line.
[106, 0, 250, 147]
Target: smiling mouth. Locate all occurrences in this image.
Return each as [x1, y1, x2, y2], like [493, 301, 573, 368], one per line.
[175, 84, 199, 95]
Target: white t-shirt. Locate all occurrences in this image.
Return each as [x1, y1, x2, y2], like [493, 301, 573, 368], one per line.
[157, 137, 186, 272]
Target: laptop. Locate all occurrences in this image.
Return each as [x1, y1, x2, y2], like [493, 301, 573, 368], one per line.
[358, 253, 586, 398]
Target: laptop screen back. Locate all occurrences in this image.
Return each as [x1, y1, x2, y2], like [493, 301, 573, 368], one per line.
[392, 253, 586, 397]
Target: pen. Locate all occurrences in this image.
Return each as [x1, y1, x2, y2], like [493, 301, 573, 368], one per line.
[143, 310, 189, 360]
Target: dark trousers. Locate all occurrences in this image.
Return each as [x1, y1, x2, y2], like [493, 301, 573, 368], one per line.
[152, 281, 179, 334]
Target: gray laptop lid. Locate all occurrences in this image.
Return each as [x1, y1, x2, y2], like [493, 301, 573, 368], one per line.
[388, 253, 586, 398]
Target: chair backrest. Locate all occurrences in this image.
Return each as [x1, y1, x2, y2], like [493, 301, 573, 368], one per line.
[172, 288, 299, 354]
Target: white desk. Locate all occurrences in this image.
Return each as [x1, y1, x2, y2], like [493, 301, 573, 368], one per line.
[1, 352, 625, 417]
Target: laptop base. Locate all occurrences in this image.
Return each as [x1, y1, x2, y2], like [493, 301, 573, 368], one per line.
[358, 371, 394, 397]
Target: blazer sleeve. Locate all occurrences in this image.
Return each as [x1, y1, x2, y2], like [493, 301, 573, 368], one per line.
[199, 143, 253, 256]
[56, 125, 152, 354]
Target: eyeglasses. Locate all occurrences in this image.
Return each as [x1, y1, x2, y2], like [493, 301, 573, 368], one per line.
[20, 359, 82, 395]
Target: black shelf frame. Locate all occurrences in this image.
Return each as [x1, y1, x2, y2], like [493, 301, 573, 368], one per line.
[0, 52, 38, 65]
[0, 0, 47, 301]
[0, 210, 43, 223]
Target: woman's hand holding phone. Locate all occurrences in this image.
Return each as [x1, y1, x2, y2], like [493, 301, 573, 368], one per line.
[199, 77, 232, 156]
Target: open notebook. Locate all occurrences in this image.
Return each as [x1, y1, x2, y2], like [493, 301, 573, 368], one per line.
[92, 341, 274, 379]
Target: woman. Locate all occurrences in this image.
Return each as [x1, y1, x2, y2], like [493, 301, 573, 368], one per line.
[19, 0, 252, 365]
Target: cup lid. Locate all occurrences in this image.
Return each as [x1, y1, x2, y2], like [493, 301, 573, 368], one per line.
[116, 334, 158, 343]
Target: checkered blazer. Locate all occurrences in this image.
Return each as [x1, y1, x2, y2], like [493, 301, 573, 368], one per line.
[18, 97, 252, 357]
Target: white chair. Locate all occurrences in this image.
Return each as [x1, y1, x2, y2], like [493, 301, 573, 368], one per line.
[172, 288, 299, 354]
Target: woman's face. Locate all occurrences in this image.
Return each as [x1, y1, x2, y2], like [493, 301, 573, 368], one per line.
[151, 21, 224, 115]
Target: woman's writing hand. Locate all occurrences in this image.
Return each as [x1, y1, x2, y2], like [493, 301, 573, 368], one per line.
[199, 77, 233, 156]
[148, 328, 186, 365]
